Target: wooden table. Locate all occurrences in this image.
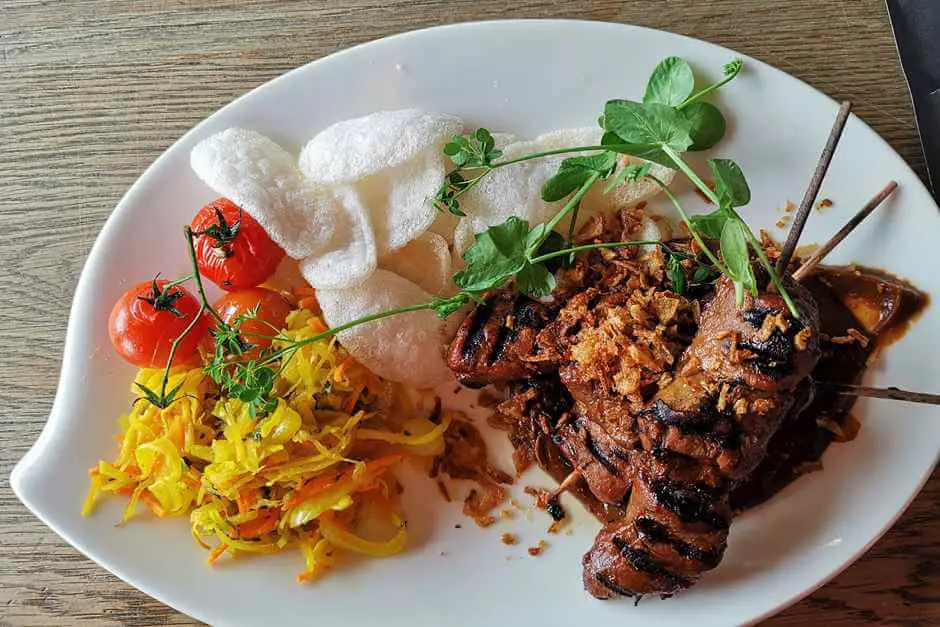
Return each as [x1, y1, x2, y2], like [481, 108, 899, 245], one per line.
[1, 1, 936, 624]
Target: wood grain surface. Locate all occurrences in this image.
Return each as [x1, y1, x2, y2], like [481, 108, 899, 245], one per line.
[1, 1, 936, 625]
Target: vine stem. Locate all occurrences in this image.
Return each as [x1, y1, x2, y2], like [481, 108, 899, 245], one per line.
[184, 227, 226, 327]
[676, 62, 743, 110]
[529, 240, 663, 265]
[155, 227, 220, 402]
[735, 211, 800, 318]
[539, 172, 601, 245]
[444, 145, 612, 210]
[646, 174, 728, 275]
[493, 145, 609, 168]
[257, 301, 439, 367]
[659, 145, 800, 318]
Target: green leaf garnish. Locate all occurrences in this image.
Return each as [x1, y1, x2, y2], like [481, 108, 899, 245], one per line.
[541, 152, 617, 202]
[516, 263, 556, 299]
[666, 253, 687, 295]
[453, 217, 530, 293]
[682, 102, 727, 151]
[689, 209, 730, 239]
[443, 128, 503, 168]
[720, 219, 757, 304]
[708, 158, 751, 207]
[603, 99, 694, 154]
[644, 56, 695, 107]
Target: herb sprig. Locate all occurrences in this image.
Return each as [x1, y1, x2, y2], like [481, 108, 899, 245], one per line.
[434, 55, 799, 317]
[136, 54, 795, 414]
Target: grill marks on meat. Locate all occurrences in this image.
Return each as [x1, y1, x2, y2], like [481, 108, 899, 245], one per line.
[447, 291, 551, 387]
[586, 454, 731, 599]
[583, 277, 821, 598]
[555, 407, 636, 505]
[536, 287, 697, 506]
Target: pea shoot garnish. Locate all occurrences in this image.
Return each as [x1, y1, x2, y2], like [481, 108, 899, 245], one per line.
[135, 54, 797, 415]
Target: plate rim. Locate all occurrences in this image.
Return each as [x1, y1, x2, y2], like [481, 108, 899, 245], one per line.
[11, 18, 939, 626]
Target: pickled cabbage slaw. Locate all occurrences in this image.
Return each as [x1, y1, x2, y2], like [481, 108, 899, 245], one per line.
[84, 300, 451, 582]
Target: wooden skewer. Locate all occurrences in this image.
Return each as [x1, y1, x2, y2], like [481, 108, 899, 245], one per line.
[551, 469, 582, 500]
[792, 181, 898, 282]
[793, 183, 940, 409]
[819, 382, 940, 406]
[776, 101, 853, 274]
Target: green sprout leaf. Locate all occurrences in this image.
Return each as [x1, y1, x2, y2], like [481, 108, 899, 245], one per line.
[541, 151, 617, 201]
[689, 209, 730, 239]
[530, 228, 569, 271]
[644, 56, 695, 107]
[692, 264, 719, 284]
[708, 158, 751, 207]
[682, 102, 727, 151]
[516, 263, 556, 299]
[603, 99, 694, 152]
[604, 161, 652, 193]
[719, 219, 757, 304]
[431, 293, 472, 318]
[453, 217, 530, 293]
[724, 58, 744, 79]
[666, 254, 687, 295]
[443, 128, 503, 168]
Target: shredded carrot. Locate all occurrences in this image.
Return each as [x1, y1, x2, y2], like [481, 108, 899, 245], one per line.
[287, 455, 402, 509]
[237, 488, 260, 516]
[333, 355, 357, 383]
[343, 382, 366, 413]
[236, 508, 281, 539]
[308, 316, 328, 334]
[85, 301, 450, 584]
[207, 544, 228, 565]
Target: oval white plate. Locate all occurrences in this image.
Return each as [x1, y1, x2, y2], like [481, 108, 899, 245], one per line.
[12, 19, 940, 627]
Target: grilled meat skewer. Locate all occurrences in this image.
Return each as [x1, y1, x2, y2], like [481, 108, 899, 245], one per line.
[583, 277, 821, 599]
[536, 286, 697, 505]
[446, 290, 552, 388]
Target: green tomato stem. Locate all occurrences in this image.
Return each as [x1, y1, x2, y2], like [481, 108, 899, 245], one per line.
[153, 228, 223, 402]
[184, 227, 227, 327]
[163, 273, 194, 290]
[156, 300, 208, 403]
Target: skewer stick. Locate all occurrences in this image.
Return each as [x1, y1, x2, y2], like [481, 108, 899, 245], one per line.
[792, 181, 898, 282]
[551, 469, 582, 499]
[776, 101, 853, 274]
[820, 382, 940, 406]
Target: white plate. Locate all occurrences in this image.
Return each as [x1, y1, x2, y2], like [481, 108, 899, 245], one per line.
[11, 19, 940, 627]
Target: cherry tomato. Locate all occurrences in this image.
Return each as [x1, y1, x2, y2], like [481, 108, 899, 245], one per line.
[216, 287, 293, 355]
[191, 198, 285, 291]
[109, 279, 210, 368]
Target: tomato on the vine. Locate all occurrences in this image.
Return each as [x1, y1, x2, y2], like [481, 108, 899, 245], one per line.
[109, 279, 210, 368]
[191, 198, 285, 291]
[216, 287, 293, 356]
